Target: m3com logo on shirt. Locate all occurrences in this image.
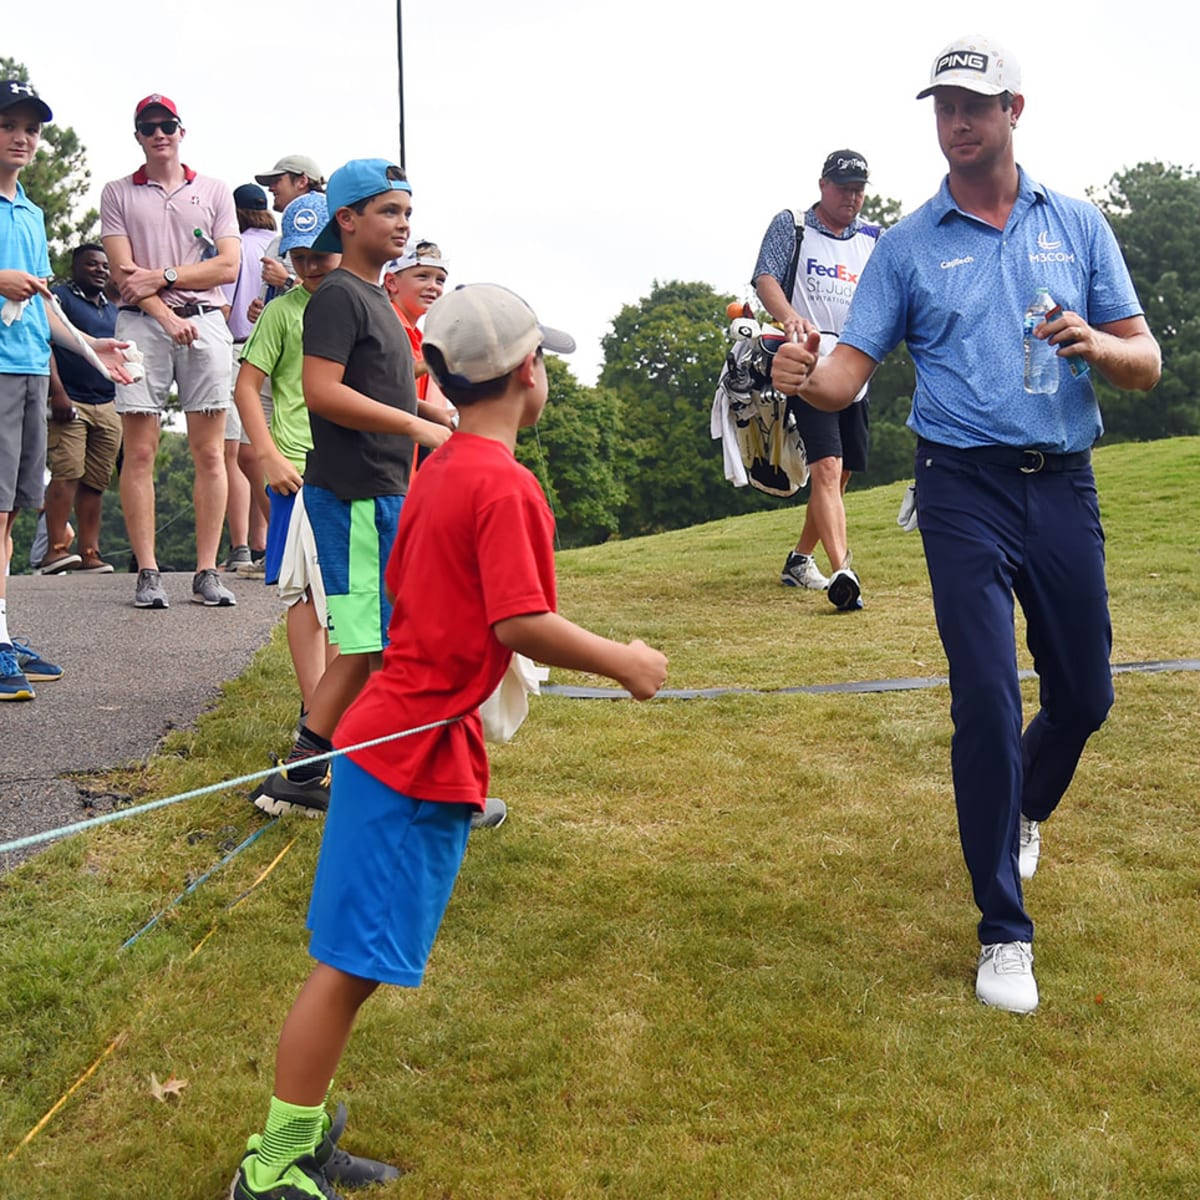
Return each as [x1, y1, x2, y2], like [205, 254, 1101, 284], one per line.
[1031, 231, 1075, 263]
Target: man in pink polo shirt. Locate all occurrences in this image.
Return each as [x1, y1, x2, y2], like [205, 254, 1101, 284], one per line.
[101, 93, 241, 610]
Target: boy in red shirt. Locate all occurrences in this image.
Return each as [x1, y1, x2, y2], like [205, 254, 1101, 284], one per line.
[231, 284, 668, 1199]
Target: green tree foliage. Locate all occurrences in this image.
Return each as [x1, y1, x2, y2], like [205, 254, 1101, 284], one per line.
[1090, 162, 1200, 441]
[0, 56, 99, 280]
[515, 357, 626, 548]
[861, 193, 904, 229]
[601, 280, 787, 536]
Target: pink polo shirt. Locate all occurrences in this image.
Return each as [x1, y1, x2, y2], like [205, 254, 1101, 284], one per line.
[100, 164, 238, 308]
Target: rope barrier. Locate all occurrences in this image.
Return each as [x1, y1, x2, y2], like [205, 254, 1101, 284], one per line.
[0, 713, 465, 858]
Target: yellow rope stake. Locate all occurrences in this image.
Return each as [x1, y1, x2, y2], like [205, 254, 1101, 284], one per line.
[187, 838, 297, 960]
[7, 837, 298, 1159]
[6, 1033, 127, 1161]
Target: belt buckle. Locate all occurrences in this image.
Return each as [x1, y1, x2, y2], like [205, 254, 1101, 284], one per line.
[1020, 449, 1044, 474]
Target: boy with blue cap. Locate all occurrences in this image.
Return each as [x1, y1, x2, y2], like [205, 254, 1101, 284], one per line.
[234, 191, 337, 723]
[251, 160, 454, 815]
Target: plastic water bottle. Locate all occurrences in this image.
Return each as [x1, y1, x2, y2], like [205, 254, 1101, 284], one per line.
[193, 227, 217, 260]
[1023, 289, 1059, 395]
[1044, 300, 1091, 379]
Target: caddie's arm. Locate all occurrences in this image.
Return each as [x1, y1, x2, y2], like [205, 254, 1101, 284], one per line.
[772, 337, 875, 413]
[493, 612, 668, 702]
[234, 360, 302, 494]
[1037, 312, 1161, 392]
[303, 355, 452, 450]
[754, 273, 817, 341]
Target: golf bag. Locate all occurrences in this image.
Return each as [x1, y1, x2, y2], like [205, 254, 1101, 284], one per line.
[710, 313, 809, 497]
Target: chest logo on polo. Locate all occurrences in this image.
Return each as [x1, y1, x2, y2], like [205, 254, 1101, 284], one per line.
[1030, 232, 1075, 264]
[940, 256, 974, 269]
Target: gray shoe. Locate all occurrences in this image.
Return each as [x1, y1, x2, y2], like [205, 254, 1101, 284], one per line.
[224, 544, 252, 572]
[191, 568, 236, 606]
[133, 568, 169, 609]
[470, 796, 507, 830]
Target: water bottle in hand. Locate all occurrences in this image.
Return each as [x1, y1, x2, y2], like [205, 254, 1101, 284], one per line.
[1023, 288, 1059, 395]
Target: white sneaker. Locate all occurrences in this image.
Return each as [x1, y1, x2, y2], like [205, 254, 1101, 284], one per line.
[780, 551, 828, 590]
[1019, 816, 1041, 881]
[976, 942, 1038, 1013]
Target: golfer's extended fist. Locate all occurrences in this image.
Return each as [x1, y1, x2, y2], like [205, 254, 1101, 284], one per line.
[622, 639, 668, 701]
[771, 331, 821, 395]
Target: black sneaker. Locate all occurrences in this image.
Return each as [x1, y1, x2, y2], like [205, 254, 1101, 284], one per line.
[251, 765, 331, 817]
[316, 1102, 403, 1187]
[827, 566, 863, 611]
[230, 1143, 344, 1199]
[470, 796, 507, 830]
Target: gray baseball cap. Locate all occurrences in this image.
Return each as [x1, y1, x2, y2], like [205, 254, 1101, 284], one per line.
[254, 154, 325, 185]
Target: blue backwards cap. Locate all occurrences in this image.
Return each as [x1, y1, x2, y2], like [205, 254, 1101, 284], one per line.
[311, 159, 412, 253]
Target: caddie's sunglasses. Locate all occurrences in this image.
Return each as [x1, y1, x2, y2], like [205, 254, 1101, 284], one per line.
[136, 119, 179, 136]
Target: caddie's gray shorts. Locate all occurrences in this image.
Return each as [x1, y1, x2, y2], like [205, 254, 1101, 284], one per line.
[0, 373, 49, 511]
[115, 308, 232, 416]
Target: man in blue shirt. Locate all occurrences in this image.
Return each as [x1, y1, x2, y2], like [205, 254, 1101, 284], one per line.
[772, 36, 1161, 1013]
[42, 245, 121, 574]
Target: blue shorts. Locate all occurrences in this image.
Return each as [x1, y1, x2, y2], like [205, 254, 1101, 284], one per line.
[264, 486, 296, 586]
[307, 756, 472, 986]
[303, 484, 404, 654]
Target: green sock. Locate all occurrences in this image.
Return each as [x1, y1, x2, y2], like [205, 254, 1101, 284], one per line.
[249, 1096, 326, 1187]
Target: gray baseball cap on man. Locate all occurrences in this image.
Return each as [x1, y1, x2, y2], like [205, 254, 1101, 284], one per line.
[255, 154, 325, 185]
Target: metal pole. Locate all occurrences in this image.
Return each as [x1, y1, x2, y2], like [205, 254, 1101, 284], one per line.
[396, 0, 406, 169]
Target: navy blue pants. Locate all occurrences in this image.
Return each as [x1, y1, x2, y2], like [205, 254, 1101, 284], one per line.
[916, 442, 1113, 945]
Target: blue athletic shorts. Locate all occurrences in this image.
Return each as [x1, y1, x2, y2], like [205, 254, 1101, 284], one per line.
[302, 485, 404, 654]
[264, 486, 296, 586]
[307, 756, 473, 986]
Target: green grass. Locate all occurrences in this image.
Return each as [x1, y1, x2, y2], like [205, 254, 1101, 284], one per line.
[0, 438, 1197, 1199]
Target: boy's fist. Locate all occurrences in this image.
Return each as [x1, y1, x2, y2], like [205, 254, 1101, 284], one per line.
[622, 639, 668, 701]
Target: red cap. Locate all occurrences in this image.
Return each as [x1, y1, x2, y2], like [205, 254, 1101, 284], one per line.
[134, 93, 180, 122]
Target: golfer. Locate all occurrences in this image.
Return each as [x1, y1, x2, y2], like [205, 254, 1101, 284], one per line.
[772, 35, 1160, 1013]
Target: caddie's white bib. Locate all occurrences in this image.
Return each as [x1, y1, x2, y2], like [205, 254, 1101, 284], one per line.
[788, 218, 877, 402]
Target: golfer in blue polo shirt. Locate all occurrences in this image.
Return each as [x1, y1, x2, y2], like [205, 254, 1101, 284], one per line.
[772, 35, 1161, 1014]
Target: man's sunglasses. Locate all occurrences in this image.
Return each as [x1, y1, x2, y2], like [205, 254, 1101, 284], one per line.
[136, 119, 179, 136]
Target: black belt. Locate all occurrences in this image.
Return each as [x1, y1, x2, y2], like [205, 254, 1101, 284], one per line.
[119, 303, 220, 318]
[919, 440, 1091, 475]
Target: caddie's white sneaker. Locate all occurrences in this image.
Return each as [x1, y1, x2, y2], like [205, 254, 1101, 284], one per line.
[780, 551, 829, 590]
[976, 942, 1038, 1013]
[1019, 816, 1041, 881]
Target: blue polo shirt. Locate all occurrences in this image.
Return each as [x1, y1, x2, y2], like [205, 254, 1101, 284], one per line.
[0, 181, 52, 375]
[51, 283, 116, 404]
[840, 168, 1142, 453]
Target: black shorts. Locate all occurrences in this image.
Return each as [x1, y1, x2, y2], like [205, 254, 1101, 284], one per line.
[787, 396, 869, 472]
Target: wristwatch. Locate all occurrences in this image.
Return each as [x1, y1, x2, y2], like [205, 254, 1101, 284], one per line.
[163, 267, 179, 289]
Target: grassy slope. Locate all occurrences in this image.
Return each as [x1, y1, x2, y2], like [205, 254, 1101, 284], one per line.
[0, 438, 1196, 1200]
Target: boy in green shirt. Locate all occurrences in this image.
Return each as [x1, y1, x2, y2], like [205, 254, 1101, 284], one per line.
[234, 192, 337, 715]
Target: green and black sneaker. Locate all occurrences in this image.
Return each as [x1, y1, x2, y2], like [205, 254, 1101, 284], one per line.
[316, 1102, 404, 1186]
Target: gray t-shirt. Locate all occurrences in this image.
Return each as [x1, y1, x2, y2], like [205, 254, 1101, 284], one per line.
[302, 268, 416, 499]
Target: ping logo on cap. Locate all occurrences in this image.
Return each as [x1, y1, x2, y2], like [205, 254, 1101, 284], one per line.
[935, 51, 988, 75]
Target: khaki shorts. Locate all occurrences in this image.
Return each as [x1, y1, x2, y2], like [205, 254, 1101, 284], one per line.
[115, 308, 233, 415]
[226, 343, 275, 442]
[277, 487, 328, 626]
[46, 401, 122, 491]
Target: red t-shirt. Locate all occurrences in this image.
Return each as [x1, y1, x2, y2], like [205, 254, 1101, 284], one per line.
[334, 432, 557, 806]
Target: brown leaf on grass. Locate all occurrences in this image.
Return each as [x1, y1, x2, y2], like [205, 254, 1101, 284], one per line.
[149, 1072, 189, 1102]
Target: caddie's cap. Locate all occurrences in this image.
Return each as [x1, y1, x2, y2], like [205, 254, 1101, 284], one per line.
[423, 284, 575, 387]
[255, 154, 326, 186]
[278, 192, 330, 256]
[311, 159, 411, 253]
[917, 35, 1022, 99]
[134, 93, 180, 121]
[233, 183, 269, 211]
[0, 80, 52, 122]
[821, 150, 869, 183]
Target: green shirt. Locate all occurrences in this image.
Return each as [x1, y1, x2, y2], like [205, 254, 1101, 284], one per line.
[240, 286, 313, 473]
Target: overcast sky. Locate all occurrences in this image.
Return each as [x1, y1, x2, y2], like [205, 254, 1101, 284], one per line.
[10, 0, 1195, 383]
